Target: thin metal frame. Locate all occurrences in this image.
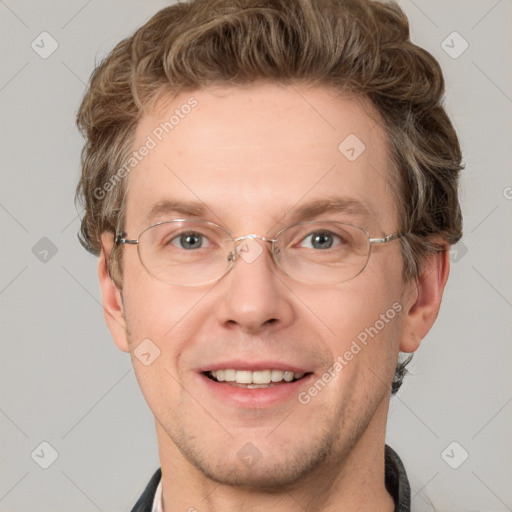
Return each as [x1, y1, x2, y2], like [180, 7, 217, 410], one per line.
[115, 219, 401, 285]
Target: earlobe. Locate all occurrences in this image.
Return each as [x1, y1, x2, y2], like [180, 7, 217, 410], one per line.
[399, 247, 450, 353]
[98, 234, 130, 353]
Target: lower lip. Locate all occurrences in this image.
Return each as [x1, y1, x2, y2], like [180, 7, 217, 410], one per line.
[198, 373, 314, 408]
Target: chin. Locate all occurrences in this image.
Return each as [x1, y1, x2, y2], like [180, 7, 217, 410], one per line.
[174, 431, 337, 491]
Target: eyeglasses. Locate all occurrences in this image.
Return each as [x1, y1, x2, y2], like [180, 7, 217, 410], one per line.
[115, 219, 400, 286]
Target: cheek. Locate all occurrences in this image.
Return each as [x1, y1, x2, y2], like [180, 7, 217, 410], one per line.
[318, 291, 402, 409]
[120, 279, 203, 415]
[302, 270, 404, 388]
[121, 250, 191, 336]
[314, 276, 402, 340]
[120, 262, 220, 380]
[122, 279, 206, 344]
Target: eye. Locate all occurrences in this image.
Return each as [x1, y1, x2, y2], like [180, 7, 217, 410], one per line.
[170, 231, 212, 250]
[299, 231, 342, 250]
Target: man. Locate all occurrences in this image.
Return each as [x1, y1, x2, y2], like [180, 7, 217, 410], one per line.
[76, 0, 462, 510]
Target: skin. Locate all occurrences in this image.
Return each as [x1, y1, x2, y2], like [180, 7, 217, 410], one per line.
[99, 82, 449, 511]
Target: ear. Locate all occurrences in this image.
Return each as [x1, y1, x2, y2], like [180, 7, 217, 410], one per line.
[98, 232, 130, 353]
[400, 246, 450, 353]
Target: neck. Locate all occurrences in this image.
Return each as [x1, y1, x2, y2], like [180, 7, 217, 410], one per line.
[155, 401, 395, 512]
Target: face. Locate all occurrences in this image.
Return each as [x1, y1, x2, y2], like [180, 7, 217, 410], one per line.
[103, 82, 415, 489]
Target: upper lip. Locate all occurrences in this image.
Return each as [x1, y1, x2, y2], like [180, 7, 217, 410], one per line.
[197, 360, 313, 374]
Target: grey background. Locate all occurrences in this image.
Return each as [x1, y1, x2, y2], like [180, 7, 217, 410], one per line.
[0, 1, 511, 511]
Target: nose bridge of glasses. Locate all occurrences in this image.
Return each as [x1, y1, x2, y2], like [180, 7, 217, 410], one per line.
[232, 234, 276, 243]
[228, 234, 278, 266]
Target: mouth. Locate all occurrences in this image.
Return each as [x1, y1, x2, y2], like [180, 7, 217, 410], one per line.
[203, 369, 312, 389]
[196, 360, 316, 408]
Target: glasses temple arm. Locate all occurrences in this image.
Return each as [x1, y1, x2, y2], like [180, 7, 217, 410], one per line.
[369, 233, 401, 244]
[115, 233, 139, 245]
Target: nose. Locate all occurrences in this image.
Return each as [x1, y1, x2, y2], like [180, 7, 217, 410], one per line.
[215, 237, 295, 334]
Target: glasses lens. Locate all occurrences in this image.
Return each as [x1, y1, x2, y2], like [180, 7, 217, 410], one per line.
[275, 222, 370, 284]
[138, 220, 232, 285]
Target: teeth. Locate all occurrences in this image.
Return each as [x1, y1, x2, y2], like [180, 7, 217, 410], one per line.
[224, 369, 236, 381]
[271, 370, 284, 382]
[283, 371, 294, 382]
[253, 370, 271, 384]
[235, 371, 252, 384]
[209, 369, 306, 384]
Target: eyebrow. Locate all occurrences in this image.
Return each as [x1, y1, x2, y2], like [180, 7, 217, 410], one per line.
[146, 199, 208, 224]
[145, 196, 371, 227]
[289, 196, 371, 222]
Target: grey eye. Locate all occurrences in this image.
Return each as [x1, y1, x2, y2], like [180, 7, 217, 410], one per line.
[171, 232, 211, 250]
[300, 231, 340, 250]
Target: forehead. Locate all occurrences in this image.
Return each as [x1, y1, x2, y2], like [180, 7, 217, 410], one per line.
[125, 82, 398, 234]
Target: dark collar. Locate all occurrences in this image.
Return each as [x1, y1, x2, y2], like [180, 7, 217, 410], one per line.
[130, 467, 161, 512]
[131, 445, 410, 512]
[385, 444, 411, 512]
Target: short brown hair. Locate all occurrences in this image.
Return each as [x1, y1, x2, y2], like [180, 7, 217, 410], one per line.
[76, 0, 463, 393]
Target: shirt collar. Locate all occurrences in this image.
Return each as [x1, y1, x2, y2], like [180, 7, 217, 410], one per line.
[151, 478, 163, 512]
[385, 444, 411, 512]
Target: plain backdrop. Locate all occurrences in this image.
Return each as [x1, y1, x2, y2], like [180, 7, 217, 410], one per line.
[1, 1, 511, 511]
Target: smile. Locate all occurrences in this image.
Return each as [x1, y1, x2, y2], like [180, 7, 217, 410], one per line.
[205, 369, 309, 388]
